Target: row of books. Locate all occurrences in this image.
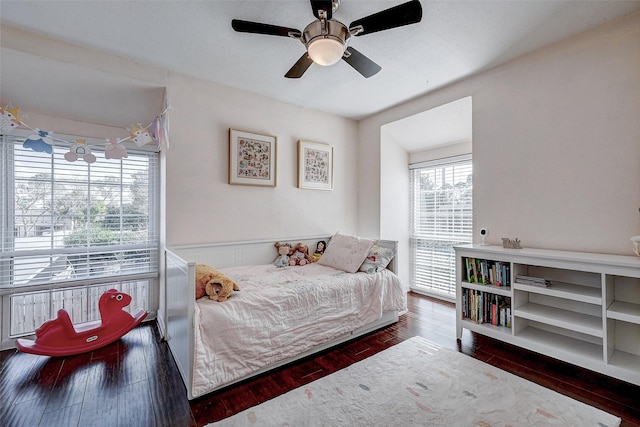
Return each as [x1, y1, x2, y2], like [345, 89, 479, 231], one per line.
[461, 288, 512, 328]
[515, 275, 551, 287]
[464, 257, 511, 287]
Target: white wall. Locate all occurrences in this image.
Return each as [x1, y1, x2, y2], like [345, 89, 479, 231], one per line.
[360, 12, 640, 256]
[165, 73, 358, 245]
[379, 131, 410, 286]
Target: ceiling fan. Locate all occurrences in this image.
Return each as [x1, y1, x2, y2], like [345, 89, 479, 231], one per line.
[231, 0, 422, 79]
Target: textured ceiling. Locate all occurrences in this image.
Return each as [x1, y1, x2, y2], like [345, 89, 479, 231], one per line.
[1, 1, 639, 142]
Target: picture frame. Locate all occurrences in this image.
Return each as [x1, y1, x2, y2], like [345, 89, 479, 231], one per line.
[297, 140, 333, 190]
[229, 128, 277, 187]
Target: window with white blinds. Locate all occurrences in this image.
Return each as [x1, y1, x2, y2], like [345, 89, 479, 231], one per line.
[410, 155, 472, 300]
[0, 134, 159, 292]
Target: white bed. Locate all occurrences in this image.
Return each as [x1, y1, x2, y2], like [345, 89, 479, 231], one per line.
[163, 236, 405, 399]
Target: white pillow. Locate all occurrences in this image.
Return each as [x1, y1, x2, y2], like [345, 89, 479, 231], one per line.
[359, 245, 396, 273]
[318, 232, 376, 273]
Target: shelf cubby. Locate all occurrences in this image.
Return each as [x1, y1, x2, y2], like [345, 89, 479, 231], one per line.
[516, 326, 604, 363]
[513, 281, 601, 305]
[514, 303, 603, 337]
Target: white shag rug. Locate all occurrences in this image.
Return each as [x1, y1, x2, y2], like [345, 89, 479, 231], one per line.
[208, 336, 621, 427]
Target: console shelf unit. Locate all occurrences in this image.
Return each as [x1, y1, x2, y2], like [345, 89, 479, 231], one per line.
[455, 244, 640, 386]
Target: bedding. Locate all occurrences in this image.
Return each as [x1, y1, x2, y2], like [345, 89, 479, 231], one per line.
[359, 244, 397, 273]
[192, 262, 405, 396]
[317, 232, 376, 273]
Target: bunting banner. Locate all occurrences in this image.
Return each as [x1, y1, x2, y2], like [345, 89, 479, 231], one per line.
[0, 102, 170, 162]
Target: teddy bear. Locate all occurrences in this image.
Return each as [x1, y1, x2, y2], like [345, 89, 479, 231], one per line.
[289, 242, 311, 266]
[195, 264, 240, 302]
[274, 242, 293, 268]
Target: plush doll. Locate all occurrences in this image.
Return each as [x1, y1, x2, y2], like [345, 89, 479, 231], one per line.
[195, 264, 240, 302]
[289, 242, 311, 266]
[309, 240, 327, 263]
[274, 242, 292, 268]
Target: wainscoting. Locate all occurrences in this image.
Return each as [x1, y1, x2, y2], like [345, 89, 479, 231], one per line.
[1, 292, 639, 426]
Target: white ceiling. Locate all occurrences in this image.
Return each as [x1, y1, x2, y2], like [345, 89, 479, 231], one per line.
[383, 96, 472, 152]
[1, 1, 639, 145]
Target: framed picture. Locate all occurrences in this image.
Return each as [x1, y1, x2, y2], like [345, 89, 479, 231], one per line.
[229, 128, 277, 187]
[297, 140, 333, 190]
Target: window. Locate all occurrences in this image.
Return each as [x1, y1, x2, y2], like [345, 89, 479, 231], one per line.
[1, 133, 158, 342]
[410, 155, 472, 300]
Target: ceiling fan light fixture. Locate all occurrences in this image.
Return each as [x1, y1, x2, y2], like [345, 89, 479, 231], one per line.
[307, 38, 345, 66]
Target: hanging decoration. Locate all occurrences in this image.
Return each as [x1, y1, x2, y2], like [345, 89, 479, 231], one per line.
[104, 138, 128, 159]
[0, 105, 22, 133]
[152, 114, 170, 150]
[23, 129, 54, 154]
[64, 139, 97, 163]
[0, 101, 170, 164]
[129, 123, 154, 147]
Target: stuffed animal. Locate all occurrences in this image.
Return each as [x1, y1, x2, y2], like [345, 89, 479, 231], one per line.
[289, 242, 311, 266]
[274, 242, 292, 268]
[195, 264, 240, 302]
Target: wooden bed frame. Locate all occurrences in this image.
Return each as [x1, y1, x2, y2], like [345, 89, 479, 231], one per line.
[162, 236, 400, 399]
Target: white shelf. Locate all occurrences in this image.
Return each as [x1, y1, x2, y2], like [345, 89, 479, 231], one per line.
[514, 303, 603, 337]
[516, 326, 603, 362]
[607, 300, 640, 324]
[461, 281, 512, 297]
[460, 318, 511, 338]
[513, 281, 601, 305]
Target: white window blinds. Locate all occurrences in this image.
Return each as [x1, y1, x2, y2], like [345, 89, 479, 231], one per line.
[410, 155, 472, 300]
[0, 134, 159, 291]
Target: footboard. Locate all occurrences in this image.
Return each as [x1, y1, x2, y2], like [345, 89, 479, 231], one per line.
[164, 249, 196, 395]
[164, 236, 400, 399]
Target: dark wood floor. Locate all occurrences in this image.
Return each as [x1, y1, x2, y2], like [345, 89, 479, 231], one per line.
[1, 292, 639, 426]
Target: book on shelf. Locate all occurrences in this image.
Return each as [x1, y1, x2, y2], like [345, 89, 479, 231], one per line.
[515, 275, 551, 287]
[464, 257, 511, 287]
[461, 288, 512, 328]
[499, 303, 511, 328]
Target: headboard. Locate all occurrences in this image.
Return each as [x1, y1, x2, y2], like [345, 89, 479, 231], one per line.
[166, 236, 398, 273]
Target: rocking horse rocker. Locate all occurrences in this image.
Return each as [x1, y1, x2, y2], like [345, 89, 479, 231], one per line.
[16, 289, 148, 357]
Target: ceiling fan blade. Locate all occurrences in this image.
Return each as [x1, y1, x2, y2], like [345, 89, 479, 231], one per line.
[342, 47, 381, 78]
[285, 53, 314, 78]
[349, 0, 422, 36]
[232, 19, 301, 38]
[310, 0, 333, 20]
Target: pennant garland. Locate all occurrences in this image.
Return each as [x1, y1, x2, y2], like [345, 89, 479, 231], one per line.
[0, 102, 170, 161]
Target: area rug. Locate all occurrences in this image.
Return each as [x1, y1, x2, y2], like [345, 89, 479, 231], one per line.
[208, 336, 621, 427]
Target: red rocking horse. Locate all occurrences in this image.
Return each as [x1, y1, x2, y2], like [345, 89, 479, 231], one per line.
[16, 289, 148, 357]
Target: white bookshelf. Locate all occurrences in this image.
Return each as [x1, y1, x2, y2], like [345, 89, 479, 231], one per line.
[455, 244, 640, 386]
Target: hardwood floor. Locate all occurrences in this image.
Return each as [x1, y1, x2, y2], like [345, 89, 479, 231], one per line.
[1, 291, 639, 426]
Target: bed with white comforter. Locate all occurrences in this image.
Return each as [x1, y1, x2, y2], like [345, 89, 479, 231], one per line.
[192, 263, 405, 396]
[163, 236, 405, 399]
